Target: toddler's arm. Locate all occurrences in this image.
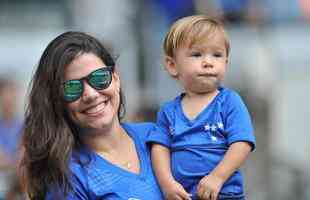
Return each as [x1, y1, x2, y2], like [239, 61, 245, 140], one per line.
[151, 144, 192, 200]
[197, 141, 252, 200]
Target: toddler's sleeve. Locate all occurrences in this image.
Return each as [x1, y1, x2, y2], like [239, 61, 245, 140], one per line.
[146, 107, 172, 148]
[224, 92, 256, 151]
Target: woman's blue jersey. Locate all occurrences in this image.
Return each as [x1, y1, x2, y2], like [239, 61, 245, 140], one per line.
[47, 123, 163, 200]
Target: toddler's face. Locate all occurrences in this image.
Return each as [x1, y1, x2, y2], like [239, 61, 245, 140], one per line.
[170, 31, 228, 94]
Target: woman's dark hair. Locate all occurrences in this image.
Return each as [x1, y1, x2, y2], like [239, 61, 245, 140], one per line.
[21, 31, 125, 199]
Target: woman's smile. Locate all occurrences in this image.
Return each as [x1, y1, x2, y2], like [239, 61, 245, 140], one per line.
[83, 99, 109, 116]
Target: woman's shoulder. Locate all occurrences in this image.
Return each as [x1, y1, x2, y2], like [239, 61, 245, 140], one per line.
[123, 121, 156, 129]
[46, 161, 90, 200]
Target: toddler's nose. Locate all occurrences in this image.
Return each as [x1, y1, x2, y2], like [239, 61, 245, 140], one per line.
[202, 60, 213, 68]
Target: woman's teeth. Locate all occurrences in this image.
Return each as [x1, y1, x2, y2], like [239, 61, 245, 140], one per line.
[85, 101, 107, 115]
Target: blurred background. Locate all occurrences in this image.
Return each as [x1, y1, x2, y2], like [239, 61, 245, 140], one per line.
[0, 0, 309, 199]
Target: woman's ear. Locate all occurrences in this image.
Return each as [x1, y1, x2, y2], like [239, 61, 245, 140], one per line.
[164, 56, 178, 78]
[112, 71, 121, 93]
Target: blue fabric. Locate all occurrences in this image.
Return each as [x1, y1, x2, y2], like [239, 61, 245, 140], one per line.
[148, 87, 255, 199]
[47, 123, 163, 200]
[0, 119, 23, 162]
[219, 0, 249, 13]
[153, 0, 195, 23]
[0, 119, 23, 198]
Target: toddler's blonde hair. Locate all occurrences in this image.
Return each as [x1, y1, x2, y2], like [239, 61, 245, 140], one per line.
[163, 15, 230, 58]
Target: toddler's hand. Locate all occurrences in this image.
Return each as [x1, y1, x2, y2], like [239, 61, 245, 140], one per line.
[197, 174, 224, 200]
[163, 180, 192, 200]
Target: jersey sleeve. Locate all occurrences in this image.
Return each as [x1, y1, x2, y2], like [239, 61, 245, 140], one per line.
[68, 173, 90, 200]
[223, 92, 256, 151]
[146, 106, 172, 148]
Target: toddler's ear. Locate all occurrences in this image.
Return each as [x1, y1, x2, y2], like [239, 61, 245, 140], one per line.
[164, 56, 178, 78]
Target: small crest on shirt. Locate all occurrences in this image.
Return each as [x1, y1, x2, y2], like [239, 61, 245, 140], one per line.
[169, 126, 175, 135]
[204, 122, 224, 131]
[204, 122, 224, 141]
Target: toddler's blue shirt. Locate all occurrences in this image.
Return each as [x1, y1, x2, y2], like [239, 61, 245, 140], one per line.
[148, 87, 255, 199]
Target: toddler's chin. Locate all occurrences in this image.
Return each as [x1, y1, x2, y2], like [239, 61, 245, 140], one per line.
[197, 88, 217, 95]
[193, 83, 219, 94]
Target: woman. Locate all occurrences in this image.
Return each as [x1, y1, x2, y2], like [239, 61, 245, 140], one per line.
[21, 31, 163, 200]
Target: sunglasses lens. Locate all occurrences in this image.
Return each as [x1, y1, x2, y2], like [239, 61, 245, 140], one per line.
[63, 80, 83, 102]
[63, 67, 113, 102]
[89, 68, 112, 90]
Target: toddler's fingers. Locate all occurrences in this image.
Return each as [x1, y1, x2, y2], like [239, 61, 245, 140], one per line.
[197, 179, 206, 192]
[177, 187, 192, 200]
[210, 191, 218, 200]
[196, 184, 204, 198]
[202, 190, 212, 200]
[174, 195, 184, 200]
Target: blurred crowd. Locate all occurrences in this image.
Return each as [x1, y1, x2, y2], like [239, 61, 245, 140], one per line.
[0, 76, 24, 200]
[0, 0, 309, 199]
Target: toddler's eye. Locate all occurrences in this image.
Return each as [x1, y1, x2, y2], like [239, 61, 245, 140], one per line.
[214, 52, 223, 57]
[190, 52, 202, 57]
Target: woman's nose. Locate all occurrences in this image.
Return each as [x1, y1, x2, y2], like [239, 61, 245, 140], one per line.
[81, 81, 99, 102]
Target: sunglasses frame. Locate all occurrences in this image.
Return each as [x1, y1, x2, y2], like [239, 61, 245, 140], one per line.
[63, 66, 114, 102]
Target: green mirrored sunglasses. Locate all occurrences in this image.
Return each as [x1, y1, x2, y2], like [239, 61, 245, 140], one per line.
[63, 66, 113, 102]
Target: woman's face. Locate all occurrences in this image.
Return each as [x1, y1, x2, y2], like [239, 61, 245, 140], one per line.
[64, 53, 120, 132]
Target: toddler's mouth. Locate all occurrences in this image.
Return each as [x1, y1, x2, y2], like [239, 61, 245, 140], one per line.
[198, 73, 217, 77]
